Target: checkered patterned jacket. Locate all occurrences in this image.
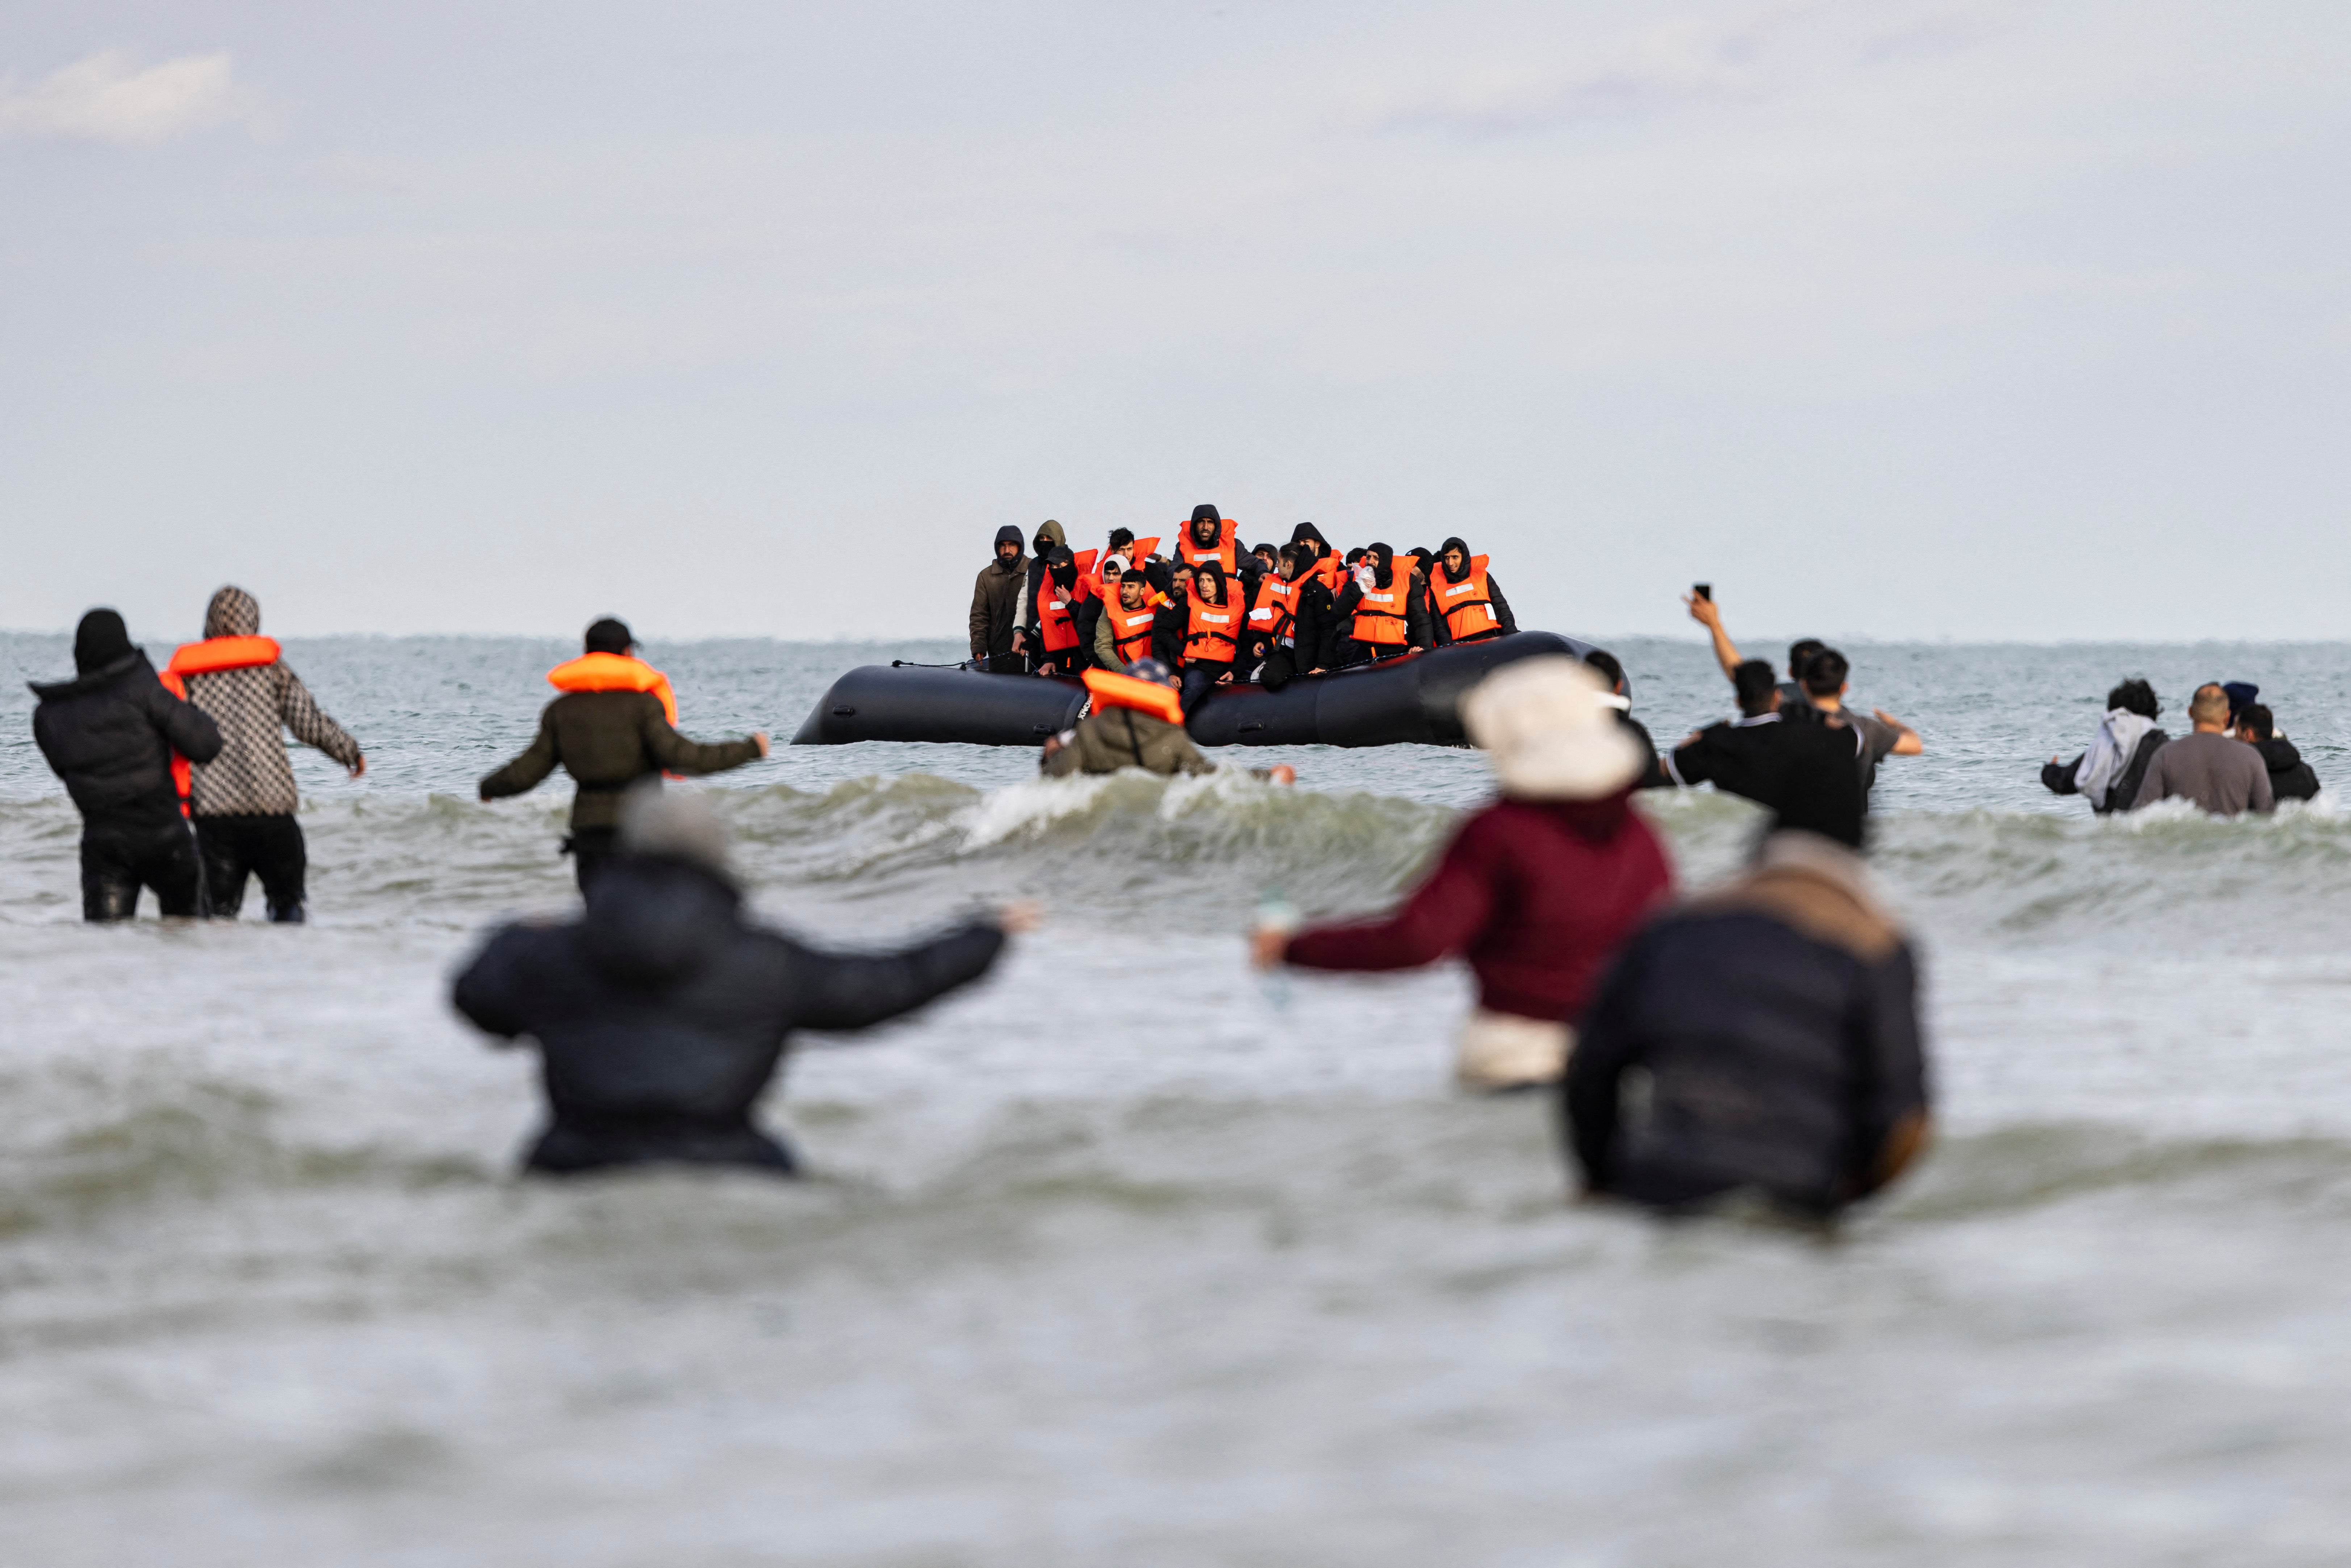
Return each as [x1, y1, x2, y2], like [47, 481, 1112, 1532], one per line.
[181, 587, 363, 818]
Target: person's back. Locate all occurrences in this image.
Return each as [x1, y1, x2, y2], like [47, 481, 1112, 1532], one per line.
[478, 617, 767, 890]
[452, 789, 1014, 1174]
[2235, 704, 2319, 804]
[30, 609, 225, 920]
[2133, 685, 2272, 816]
[2042, 678, 2168, 815]
[1041, 661, 1213, 777]
[1567, 829, 1929, 1218]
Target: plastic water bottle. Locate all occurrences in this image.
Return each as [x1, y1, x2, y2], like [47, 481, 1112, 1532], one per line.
[1256, 889, 1300, 1011]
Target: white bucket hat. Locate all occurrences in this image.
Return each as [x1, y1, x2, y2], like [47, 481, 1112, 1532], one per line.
[1461, 657, 1647, 801]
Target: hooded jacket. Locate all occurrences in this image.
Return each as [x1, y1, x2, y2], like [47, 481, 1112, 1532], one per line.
[970, 525, 1029, 661]
[2041, 727, 2170, 814]
[2251, 737, 2320, 802]
[1020, 520, 1070, 640]
[1567, 832, 1928, 1216]
[1041, 704, 1214, 778]
[452, 854, 1007, 1173]
[1329, 544, 1435, 653]
[1430, 536, 1519, 643]
[31, 642, 224, 835]
[178, 587, 363, 817]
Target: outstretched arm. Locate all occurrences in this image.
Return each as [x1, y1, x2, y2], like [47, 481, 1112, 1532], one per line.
[1875, 709, 1924, 757]
[789, 920, 1011, 1033]
[277, 665, 364, 774]
[1684, 593, 1743, 681]
[480, 712, 560, 800]
[643, 703, 767, 775]
[1278, 827, 1495, 973]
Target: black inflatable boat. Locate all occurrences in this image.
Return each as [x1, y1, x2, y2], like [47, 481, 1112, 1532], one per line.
[791, 631, 1612, 749]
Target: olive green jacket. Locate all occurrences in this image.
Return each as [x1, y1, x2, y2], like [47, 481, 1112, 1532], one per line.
[1041, 707, 1214, 778]
[480, 691, 761, 828]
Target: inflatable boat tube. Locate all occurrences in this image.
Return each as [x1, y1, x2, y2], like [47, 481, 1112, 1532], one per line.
[792, 632, 1615, 749]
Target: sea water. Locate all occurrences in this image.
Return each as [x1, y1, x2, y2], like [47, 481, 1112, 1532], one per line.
[3, 631, 2349, 1565]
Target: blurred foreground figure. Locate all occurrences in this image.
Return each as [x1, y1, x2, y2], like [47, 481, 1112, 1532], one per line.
[30, 609, 223, 921]
[1255, 659, 1670, 1092]
[453, 786, 1026, 1176]
[1566, 772, 1931, 1219]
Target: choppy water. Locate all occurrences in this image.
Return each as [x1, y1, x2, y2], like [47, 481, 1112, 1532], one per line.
[4, 630, 2350, 1565]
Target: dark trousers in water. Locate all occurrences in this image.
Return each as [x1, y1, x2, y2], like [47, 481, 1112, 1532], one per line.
[196, 813, 308, 922]
[80, 818, 204, 923]
[1179, 661, 1231, 715]
[564, 827, 620, 894]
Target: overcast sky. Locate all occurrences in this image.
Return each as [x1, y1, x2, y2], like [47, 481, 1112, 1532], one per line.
[3, 2, 2346, 645]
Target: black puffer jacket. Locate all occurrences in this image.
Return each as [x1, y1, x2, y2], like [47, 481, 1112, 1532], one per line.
[452, 855, 1007, 1174]
[30, 652, 224, 832]
[1566, 835, 1928, 1217]
[2253, 737, 2321, 803]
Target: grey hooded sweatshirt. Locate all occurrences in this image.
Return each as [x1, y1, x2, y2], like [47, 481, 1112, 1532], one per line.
[180, 586, 363, 817]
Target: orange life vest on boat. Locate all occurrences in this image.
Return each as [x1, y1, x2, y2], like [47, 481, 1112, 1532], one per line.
[1069, 550, 1101, 604]
[1035, 574, 1082, 654]
[1247, 573, 1301, 645]
[546, 653, 679, 726]
[1082, 667, 1185, 727]
[1435, 555, 1500, 640]
[1349, 569, 1411, 647]
[158, 636, 284, 814]
[1183, 586, 1242, 665]
[1101, 596, 1160, 666]
[1177, 517, 1239, 574]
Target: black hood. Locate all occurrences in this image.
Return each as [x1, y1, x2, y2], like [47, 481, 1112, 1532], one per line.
[2255, 737, 2304, 773]
[992, 524, 1026, 554]
[1189, 507, 1222, 547]
[1192, 560, 1227, 602]
[29, 648, 153, 703]
[74, 609, 135, 675]
[1289, 521, 1330, 551]
[1438, 536, 1472, 581]
[581, 856, 744, 990]
[1366, 543, 1395, 589]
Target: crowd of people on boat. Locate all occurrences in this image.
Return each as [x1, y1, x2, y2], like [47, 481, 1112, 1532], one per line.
[969, 505, 1519, 713]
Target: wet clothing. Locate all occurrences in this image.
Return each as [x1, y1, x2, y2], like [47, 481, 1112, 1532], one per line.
[1042, 706, 1214, 777]
[194, 814, 310, 921]
[480, 693, 761, 832]
[2043, 729, 2170, 814]
[969, 525, 1029, 667]
[30, 651, 224, 834]
[2132, 732, 2273, 816]
[1567, 833, 1928, 1217]
[1664, 712, 1868, 838]
[1283, 790, 1672, 1026]
[2251, 737, 2319, 803]
[81, 819, 205, 921]
[179, 586, 361, 817]
[453, 854, 1007, 1174]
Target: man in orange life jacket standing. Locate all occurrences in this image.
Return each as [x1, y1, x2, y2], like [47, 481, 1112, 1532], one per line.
[478, 618, 769, 893]
[1429, 536, 1518, 646]
[31, 609, 225, 921]
[165, 585, 366, 923]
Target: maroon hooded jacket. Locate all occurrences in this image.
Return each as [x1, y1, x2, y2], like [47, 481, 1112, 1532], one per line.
[1282, 791, 1672, 1023]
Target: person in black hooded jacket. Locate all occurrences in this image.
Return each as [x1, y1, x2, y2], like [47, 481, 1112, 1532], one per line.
[1430, 536, 1519, 645]
[1329, 544, 1434, 666]
[453, 786, 1030, 1175]
[2235, 704, 2319, 803]
[30, 609, 226, 921]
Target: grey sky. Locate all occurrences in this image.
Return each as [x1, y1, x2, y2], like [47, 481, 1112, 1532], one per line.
[3, 3, 2346, 644]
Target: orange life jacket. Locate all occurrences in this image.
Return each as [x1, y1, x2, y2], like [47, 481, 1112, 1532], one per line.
[1349, 569, 1411, 647]
[1435, 555, 1500, 640]
[158, 636, 284, 814]
[1082, 667, 1185, 727]
[1101, 596, 1160, 666]
[1309, 552, 1345, 597]
[1036, 573, 1081, 653]
[1069, 549, 1101, 604]
[1183, 586, 1242, 665]
[547, 653, 679, 726]
[1248, 573, 1301, 645]
[1177, 517, 1239, 574]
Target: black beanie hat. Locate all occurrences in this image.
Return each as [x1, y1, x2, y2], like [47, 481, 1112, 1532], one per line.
[73, 609, 135, 675]
[585, 617, 633, 655]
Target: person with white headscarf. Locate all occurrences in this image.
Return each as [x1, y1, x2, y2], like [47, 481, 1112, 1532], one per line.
[1250, 658, 1674, 1091]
